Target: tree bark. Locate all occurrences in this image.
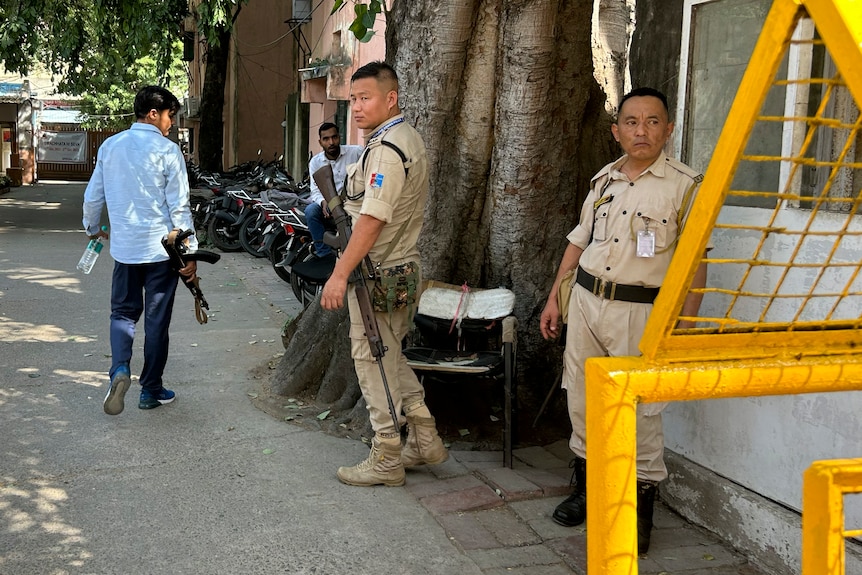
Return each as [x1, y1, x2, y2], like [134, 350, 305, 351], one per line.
[394, 0, 618, 412]
[593, 0, 634, 115]
[272, 0, 684, 443]
[198, 27, 231, 173]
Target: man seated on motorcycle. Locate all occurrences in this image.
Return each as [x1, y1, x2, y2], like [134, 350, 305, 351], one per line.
[305, 122, 363, 260]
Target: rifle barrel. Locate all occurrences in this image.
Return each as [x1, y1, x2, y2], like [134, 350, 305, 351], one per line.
[313, 163, 401, 433]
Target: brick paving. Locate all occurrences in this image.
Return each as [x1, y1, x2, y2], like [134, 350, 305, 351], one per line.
[403, 441, 769, 574]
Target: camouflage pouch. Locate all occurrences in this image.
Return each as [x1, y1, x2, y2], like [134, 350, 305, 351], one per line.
[372, 261, 419, 317]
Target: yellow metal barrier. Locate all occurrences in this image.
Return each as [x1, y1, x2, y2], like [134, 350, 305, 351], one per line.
[586, 357, 862, 574]
[803, 459, 862, 575]
[583, 0, 862, 573]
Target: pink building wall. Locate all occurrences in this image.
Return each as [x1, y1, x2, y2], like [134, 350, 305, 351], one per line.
[301, 2, 387, 151]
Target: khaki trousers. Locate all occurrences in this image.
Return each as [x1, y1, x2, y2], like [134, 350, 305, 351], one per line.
[562, 283, 668, 482]
[347, 286, 425, 435]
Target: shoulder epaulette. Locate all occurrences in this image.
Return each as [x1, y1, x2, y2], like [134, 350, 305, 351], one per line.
[665, 156, 703, 183]
[361, 136, 411, 176]
[590, 162, 613, 186]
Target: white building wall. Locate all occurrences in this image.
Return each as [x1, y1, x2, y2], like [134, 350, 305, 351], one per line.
[663, 203, 862, 533]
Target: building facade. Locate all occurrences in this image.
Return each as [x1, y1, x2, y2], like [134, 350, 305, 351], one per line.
[183, 0, 385, 180]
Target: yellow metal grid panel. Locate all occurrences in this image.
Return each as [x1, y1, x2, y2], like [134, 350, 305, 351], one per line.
[642, 0, 862, 363]
[584, 1, 862, 573]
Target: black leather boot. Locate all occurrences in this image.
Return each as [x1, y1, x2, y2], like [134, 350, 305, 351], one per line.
[553, 457, 587, 527]
[637, 481, 658, 554]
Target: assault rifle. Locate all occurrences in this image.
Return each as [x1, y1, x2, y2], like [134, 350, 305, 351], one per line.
[161, 228, 221, 325]
[312, 164, 400, 433]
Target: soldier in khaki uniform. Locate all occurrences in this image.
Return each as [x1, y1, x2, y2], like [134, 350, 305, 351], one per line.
[540, 87, 707, 554]
[321, 61, 448, 487]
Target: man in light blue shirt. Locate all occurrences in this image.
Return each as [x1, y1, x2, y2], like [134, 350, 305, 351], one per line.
[82, 86, 197, 415]
[305, 122, 363, 259]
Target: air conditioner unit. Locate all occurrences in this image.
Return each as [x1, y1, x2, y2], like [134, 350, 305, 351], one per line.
[184, 96, 200, 118]
[292, 0, 312, 21]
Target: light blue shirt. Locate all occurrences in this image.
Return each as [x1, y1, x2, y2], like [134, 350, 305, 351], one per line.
[307, 145, 364, 205]
[82, 122, 196, 264]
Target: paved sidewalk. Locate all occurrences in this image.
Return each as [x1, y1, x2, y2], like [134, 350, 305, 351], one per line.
[0, 182, 768, 575]
[238, 237, 770, 574]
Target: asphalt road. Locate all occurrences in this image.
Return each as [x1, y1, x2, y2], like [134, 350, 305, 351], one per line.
[0, 182, 484, 575]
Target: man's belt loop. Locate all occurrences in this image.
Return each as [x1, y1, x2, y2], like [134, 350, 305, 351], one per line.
[576, 267, 659, 304]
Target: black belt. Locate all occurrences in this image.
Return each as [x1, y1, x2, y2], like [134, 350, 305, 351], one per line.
[575, 267, 659, 304]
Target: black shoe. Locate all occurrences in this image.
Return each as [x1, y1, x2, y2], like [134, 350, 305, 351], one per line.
[637, 481, 658, 554]
[553, 456, 587, 526]
[139, 388, 176, 410]
[553, 491, 586, 526]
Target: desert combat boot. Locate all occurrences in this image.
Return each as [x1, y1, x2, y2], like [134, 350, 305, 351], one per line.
[337, 434, 405, 487]
[401, 414, 449, 467]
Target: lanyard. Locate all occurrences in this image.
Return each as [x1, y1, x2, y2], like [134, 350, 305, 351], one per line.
[347, 117, 406, 202]
[367, 117, 404, 142]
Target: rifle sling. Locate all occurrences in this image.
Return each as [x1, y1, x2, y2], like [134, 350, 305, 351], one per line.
[165, 229, 210, 325]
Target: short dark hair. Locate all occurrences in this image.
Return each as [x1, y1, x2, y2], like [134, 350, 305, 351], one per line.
[133, 86, 181, 119]
[351, 61, 398, 87]
[319, 122, 338, 136]
[617, 87, 670, 119]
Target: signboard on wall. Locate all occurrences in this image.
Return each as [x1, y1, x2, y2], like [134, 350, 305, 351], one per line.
[37, 131, 87, 164]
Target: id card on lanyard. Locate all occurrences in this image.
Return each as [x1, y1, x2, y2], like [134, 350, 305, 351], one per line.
[637, 228, 656, 257]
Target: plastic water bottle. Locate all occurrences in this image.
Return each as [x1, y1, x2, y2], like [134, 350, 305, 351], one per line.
[77, 225, 109, 274]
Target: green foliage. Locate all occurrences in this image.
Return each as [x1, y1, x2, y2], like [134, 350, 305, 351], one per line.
[78, 46, 188, 131]
[195, 0, 248, 48]
[0, 0, 187, 96]
[0, 0, 245, 97]
[332, 0, 384, 43]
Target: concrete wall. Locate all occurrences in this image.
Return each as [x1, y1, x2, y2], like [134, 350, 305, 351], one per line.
[663, 203, 862, 572]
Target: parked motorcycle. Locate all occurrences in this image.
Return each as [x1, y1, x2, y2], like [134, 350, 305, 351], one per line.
[260, 219, 295, 283]
[289, 247, 336, 307]
[238, 187, 311, 257]
[238, 201, 281, 258]
[273, 208, 338, 307]
[202, 189, 258, 252]
[267, 208, 312, 275]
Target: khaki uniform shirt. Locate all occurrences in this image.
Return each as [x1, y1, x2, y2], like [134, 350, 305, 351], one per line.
[567, 152, 702, 287]
[344, 114, 429, 268]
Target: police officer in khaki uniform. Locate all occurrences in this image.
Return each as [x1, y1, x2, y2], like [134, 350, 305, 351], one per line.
[321, 61, 448, 487]
[540, 87, 707, 554]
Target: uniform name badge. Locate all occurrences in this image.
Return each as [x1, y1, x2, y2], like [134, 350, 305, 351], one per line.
[637, 229, 656, 258]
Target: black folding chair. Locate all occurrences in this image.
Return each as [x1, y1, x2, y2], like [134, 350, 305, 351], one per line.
[403, 281, 518, 468]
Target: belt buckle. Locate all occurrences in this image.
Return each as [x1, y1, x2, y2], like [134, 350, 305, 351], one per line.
[592, 276, 603, 298]
[594, 277, 616, 300]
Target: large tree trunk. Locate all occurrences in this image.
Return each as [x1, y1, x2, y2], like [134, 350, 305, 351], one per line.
[392, 0, 618, 417]
[198, 27, 232, 173]
[629, 0, 685, 115]
[593, 0, 635, 115]
[271, 0, 680, 445]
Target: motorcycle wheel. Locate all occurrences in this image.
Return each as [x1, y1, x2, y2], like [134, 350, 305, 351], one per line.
[238, 212, 266, 258]
[268, 229, 292, 284]
[207, 217, 242, 252]
[290, 244, 320, 308]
